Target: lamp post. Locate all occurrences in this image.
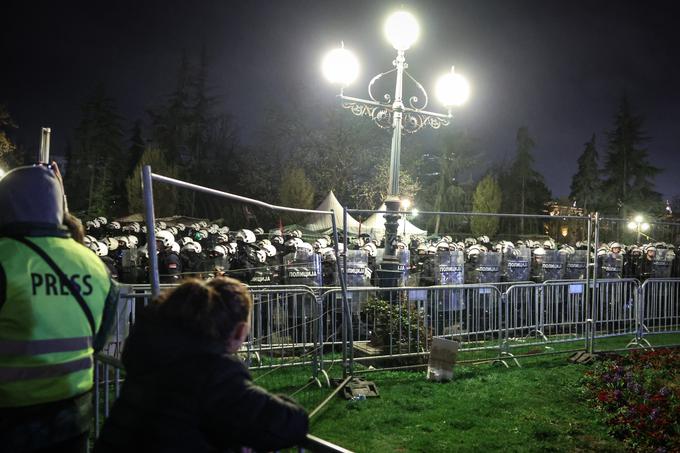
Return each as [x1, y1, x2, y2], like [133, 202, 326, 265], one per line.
[627, 215, 650, 244]
[323, 10, 469, 284]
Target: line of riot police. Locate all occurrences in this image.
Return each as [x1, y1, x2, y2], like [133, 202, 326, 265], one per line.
[79, 217, 678, 288]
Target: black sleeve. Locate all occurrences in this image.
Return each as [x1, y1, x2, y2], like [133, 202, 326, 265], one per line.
[202, 365, 309, 451]
[93, 279, 121, 352]
[0, 262, 5, 312]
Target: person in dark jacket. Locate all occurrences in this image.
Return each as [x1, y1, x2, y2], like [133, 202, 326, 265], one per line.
[94, 277, 309, 453]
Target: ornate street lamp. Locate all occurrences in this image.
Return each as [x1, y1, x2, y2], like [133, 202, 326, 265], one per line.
[323, 10, 469, 284]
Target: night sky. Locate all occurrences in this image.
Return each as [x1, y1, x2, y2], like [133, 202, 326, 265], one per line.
[2, 0, 678, 200]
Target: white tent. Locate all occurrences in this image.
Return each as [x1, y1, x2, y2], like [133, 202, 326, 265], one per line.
[304, 191, 363, 235]
[361, 203, 427, 240]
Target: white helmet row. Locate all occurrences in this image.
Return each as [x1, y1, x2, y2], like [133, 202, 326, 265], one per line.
[182, 242, 202, 254]
[156, 230, 175, 248]
[236, 229, 256, 244]
[88, 241, 108, 257]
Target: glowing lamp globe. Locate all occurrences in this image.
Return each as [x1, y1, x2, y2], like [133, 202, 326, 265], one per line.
[385, 11, 419, 51]
[435, 69, 470, 107]
[0, 167, 5, 179]
[627, 221, 637, 230]
[641, 222, 650, 232]
[322, 47, 359, 86]
[634, 215, 643, 224]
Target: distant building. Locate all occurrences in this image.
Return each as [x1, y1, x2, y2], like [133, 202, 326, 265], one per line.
[543, 200, 587, 243]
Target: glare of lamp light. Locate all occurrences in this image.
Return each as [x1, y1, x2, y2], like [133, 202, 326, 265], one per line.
[435, 68, 470, 107]
[384, 11, 419, 51]
[401, 198, 411, 210]
[560, 226, 569, 237]
[411, 208, 419, 217]
[0, 167, 5, 179]
[627, 221, 637, 231]
[322, 46, 360, 86]
[634, 215, 643, 224]
[641, 222, 650, 232]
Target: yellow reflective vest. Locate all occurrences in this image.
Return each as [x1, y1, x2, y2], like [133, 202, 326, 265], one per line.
[0, 236, 113, 407]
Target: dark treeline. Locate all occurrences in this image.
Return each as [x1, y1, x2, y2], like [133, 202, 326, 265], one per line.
[0, 52, 666, 234]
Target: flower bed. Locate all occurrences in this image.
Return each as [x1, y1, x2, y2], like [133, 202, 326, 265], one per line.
[581, 348, 680, 452]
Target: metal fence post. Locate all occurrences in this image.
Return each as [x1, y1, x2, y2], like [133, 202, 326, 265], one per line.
[141, 165, 160, 298]
[330, 213, 352, 377]
[636, 283, 644, 344]
[591, 212, 600, 344]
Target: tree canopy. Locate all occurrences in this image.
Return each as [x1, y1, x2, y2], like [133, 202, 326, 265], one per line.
[600, 95, 662, 217]
[569, 134, 600, 212]
[471, 174, 502, 238]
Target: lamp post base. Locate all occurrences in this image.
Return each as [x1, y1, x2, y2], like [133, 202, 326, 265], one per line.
[378, 196, 402, 288]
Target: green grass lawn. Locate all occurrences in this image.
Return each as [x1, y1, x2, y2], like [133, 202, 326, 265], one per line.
[95, 332, 680, 451]
[309, 354, 621, 452]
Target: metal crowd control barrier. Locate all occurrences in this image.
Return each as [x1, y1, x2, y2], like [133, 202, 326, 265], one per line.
[109, 278, 680, 376]
[319, 284, 505, 372]
[107, 284, 332, 381]
[638, 278, 680, 345]
[591, 278, 639, 340]
[92, 354, 353, 452]
[246, 285, 325, 383]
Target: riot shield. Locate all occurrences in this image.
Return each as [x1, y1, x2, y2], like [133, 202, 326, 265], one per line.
[565, 250, 588, 280]
[504, 247, 531, 282]
[343, 250, 371, 288]
[206, 255, 230, 275]
[395, 248, 410, 287]
[249, 265, 280, 286]
[599, 253, 623, 279]
[539, 250, 566, 282]
[474, 252, 501, 283]
[339, 250, 372, 326]
[434, 250, 465, 285]
[282, 250, 321, 344]
[119, 248, 141, 283]
[283, 250, 322, 287]
[433, 250, 465, 314]
[651, 249, 673, 278]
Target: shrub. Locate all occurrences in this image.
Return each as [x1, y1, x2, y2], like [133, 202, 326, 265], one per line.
[361, 296, 428, 354]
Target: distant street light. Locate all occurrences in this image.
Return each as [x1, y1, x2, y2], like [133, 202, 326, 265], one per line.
[323, 9, 470, 283]
[627, 215, 650, 244]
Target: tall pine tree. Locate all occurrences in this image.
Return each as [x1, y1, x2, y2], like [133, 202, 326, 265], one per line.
[471, 174, 502, 238]
[147, 49, 240, 218]
[500, 126, 551, 233]
[424, 131, 478, 234]
[66, 85, 126, 216]
[128, 120, 145, 175]
[569, 134, 600, 212]
[601, 95, 661, 216]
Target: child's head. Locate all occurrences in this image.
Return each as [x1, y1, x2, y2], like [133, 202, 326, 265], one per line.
[151, 277, 252, 352]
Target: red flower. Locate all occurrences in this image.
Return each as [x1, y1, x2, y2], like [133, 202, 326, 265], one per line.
[597, 390, 610, 402]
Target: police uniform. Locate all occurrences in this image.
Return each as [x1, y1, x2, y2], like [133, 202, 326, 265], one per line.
[158, 250, 182, 283]
[0, 165, 118, 452]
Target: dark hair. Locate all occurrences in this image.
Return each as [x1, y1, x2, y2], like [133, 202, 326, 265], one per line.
[150, 277, 252, 342]
[63, 212, 85, 244]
